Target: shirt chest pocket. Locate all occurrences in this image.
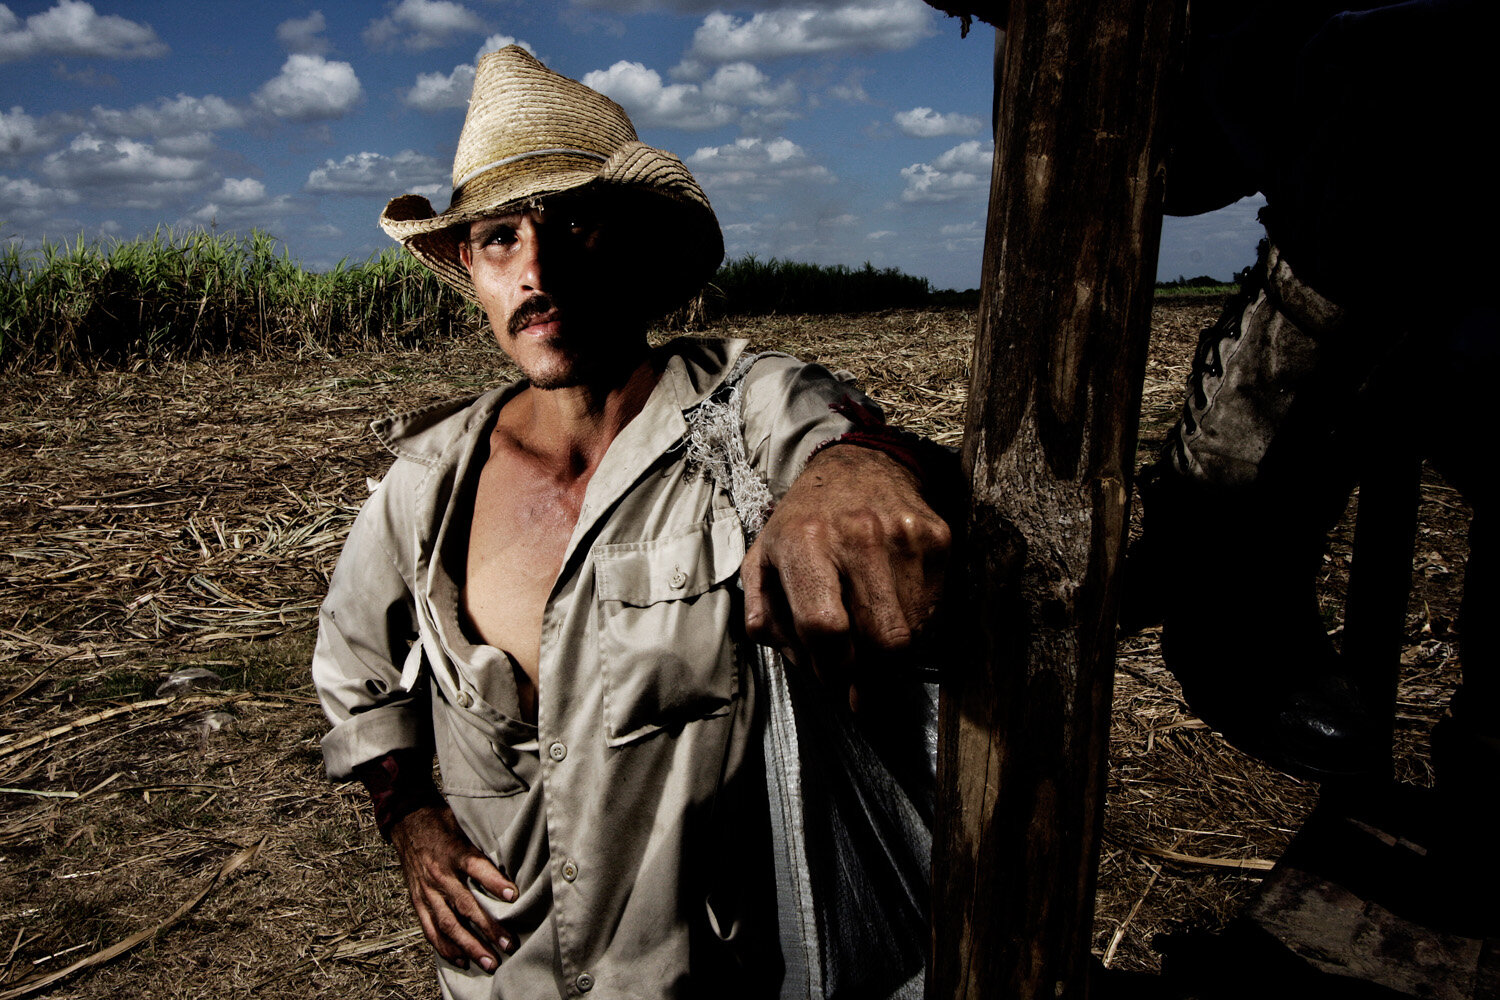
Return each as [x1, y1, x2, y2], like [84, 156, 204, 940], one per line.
[593, 512, 746, 747]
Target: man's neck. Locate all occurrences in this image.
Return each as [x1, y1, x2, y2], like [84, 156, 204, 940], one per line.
[500, 353, 661, 478]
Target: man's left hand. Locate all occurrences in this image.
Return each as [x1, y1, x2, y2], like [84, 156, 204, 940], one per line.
[741, 444, 951, 703]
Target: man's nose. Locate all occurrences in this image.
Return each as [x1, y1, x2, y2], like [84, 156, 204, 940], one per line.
[517, 228, 546, 293]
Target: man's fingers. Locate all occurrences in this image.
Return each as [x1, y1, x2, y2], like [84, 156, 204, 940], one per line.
[392, 804, 514, 969]
[412, 905, 458, 966]
[415, 877, 511, 971]
[744, 442, 954, 705]
[844, 510, 950, 652]
[842, 554, 915, 653]
[740, 546, 796, 650]
[426, 886, 500, 970]
[451, 869, 515, 955]
[463, 852, 518, 904]
[773, 545, 855, 686]
[412, 886, 480, 969]
[448, 881, 513, 961]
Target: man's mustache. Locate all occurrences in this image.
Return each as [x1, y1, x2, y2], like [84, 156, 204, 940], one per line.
[508, 295, 558, 337]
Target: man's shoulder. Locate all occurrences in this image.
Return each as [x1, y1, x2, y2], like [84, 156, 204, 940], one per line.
[369, 383, 518, 468]
[657, 336, 747, 399]
[659, 335, 837, 403]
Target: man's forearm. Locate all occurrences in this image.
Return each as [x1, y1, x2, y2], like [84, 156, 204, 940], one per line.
[353, 746, 446, 841]
[808, 394, 962, 519]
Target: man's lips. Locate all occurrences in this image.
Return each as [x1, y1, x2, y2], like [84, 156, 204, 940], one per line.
[508, 297, 561, 337]
[517, 311, 560, 335]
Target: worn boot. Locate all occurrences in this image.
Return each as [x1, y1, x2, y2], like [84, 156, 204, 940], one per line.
[1131, 242, 1392, 780]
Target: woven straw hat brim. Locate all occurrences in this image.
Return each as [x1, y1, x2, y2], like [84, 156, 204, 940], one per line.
[377, 45, 722, 310]
[379, 142, 723, 307]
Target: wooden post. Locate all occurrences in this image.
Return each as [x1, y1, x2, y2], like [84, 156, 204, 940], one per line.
[929, 2, 1182, 997]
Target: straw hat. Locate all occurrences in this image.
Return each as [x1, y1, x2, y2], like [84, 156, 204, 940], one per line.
[380, 46, 723, 310]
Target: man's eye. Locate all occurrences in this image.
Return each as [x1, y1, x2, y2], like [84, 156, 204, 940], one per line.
[472, 225, 517, 249]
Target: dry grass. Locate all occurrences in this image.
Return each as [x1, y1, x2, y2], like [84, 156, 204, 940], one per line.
[0, 303, 1470, 996]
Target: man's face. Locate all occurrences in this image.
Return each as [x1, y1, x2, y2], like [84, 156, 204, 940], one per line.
[458, 195, 648, 390]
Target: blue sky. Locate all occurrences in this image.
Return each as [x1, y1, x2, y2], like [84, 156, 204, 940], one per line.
[2, 0, 1264, 291]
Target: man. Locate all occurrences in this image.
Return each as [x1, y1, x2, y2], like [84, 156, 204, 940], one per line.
[1131, 0, 1496, 785]
[312, 47, 950, 999]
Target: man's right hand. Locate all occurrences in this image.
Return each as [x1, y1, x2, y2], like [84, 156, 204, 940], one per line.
[390, 802, 518, 972]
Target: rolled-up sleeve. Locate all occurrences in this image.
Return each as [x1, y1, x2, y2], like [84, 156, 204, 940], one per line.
[735, 354, 878, 497]
[312, 475, 432, 780]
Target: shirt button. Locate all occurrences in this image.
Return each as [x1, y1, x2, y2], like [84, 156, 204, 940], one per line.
[576, 972, 594, 993]
[561, 860, 579, 882]
[548, 741, 567, 762]
[668, 568, 687, 590]
[456, 691, 473, 708]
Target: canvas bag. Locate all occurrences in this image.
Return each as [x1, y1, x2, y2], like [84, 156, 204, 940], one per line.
[684, 353, 936, 1000]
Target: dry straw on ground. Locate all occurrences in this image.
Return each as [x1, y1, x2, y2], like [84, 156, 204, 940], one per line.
[0, 303, 1470, 997]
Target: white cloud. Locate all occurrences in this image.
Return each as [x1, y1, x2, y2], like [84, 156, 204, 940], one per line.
[826, 71, 871, 104]
[254, 55, 362, 122]
[185, 191, 298, 228]
[305, 150, 448, 198]
[38, 132, 215, 208]
[932, 140, 991, 172]
[900, 139, 991, 202]
[0, 1, 167, 63]
[403, 36, 538, 112]
[682, 0, 931, 66]
[1, 106, 54, 158]
[50, 61, 116, 86]
[90, 94, 245, 137]
[1156, 194, 1266, 282]
[572, 0, 728, 11]
[716, 212, 877, 269]
[584, 60, 797, 131]
[475, 34, 534, 62]
[364, 0, 485, 52]
[181, 175, 295, 230]
[1, 173, 80, 221]
[277, 11, 330, 55]
[939, 220, 984, 252]
[899, 163, 973, 202]
[584, 61, 733, 130]
[154, 132, 215, 156]
[405, 64, 476, 111]
[740, 108, 801, 132]
[701, 62, 798, 107]
[720, 220, 760, 239]
[894, 106, 982, 139]
[42, 133, 209, 185]
[215, 177, 265, 204]
[687, 137, 834, 208]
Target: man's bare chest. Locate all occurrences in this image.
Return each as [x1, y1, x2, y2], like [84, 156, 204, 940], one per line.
[460, 442, 589, 715]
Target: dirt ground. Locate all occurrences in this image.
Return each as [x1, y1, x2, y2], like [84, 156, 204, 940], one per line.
[0, 302, 1471, 997]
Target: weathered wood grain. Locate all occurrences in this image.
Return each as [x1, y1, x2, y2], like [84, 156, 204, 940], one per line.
[929, 2, 1184, 997]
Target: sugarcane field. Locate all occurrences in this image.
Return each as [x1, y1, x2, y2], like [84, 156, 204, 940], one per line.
[0, 290, 1472, 998]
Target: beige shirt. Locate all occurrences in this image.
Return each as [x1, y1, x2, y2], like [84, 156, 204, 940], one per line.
[313, 338, 866, 999]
